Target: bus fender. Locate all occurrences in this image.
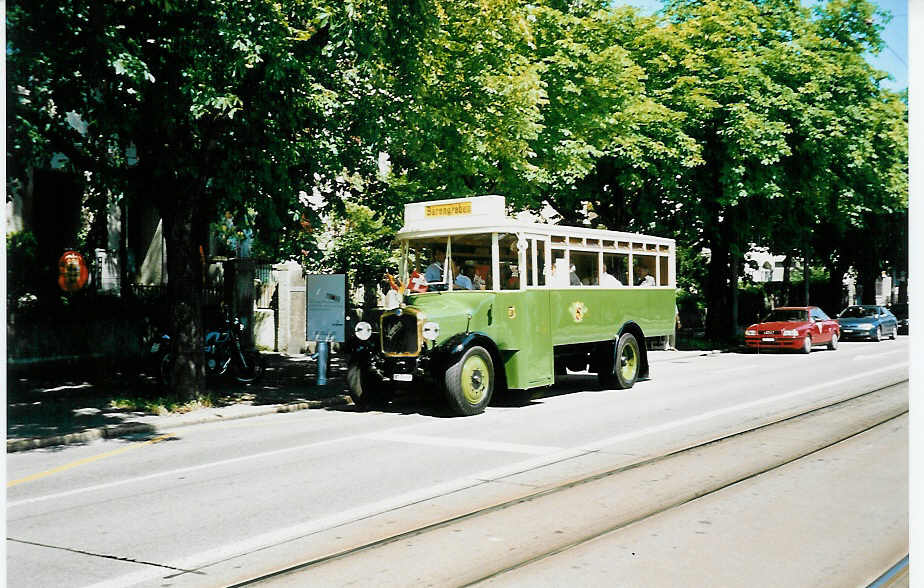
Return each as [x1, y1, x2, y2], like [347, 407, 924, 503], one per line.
[431, 332, 508, 392]
[618, 322, 650, 380]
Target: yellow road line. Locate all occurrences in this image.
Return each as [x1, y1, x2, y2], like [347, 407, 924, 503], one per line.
[7, 433, 174, 488]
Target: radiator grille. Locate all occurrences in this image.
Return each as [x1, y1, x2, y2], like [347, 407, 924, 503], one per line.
[381, 312, 420, 355]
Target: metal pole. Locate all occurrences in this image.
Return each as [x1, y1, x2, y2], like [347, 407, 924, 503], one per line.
[317, 340, 329, 386]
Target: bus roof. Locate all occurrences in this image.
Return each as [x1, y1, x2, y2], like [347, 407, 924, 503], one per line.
[397, 195, 674, 246]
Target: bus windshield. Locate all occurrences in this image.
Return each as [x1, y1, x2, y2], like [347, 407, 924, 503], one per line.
[403, 234, 494, 291]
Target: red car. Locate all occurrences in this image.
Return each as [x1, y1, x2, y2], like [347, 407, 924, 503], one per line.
[744, 306, 840, 353]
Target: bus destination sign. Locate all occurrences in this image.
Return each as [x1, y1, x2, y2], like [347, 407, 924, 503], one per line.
[425, 201, 472, 218]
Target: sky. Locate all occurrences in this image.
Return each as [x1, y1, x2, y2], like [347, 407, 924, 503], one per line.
[622, 0, 909, 92]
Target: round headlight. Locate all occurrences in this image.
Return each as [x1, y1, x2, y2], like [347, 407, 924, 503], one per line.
[354, 321, 373, 341]
[422, 321, 440, 341]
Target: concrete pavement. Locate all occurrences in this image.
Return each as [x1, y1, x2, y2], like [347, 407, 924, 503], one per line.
[6, 348, 719, 453]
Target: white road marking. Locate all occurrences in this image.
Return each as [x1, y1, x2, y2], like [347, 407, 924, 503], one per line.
[361, 432, 562, 455]
[74, 361, 908, 588]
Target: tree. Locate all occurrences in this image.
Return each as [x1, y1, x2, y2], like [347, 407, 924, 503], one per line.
[528, 2, 701, 230]
[7, 0, 386, 399]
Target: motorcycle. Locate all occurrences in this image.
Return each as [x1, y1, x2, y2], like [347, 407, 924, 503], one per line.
[153, 312, 265, 385]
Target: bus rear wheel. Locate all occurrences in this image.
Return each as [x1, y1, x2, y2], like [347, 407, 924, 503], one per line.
[598, 333, 640, 390]
[444, 345, 494, 416]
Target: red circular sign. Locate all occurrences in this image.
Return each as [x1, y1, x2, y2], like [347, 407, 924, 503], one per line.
[58, 250, 89, 292]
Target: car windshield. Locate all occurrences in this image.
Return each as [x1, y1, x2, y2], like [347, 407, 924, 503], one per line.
[838, 306, 877, 318]
[762, 309, 807, 322]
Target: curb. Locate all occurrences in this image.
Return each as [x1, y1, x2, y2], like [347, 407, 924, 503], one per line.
[7, 395, 352, 453]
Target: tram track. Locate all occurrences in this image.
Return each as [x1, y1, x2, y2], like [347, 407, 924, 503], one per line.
[228, 379, 908, 587]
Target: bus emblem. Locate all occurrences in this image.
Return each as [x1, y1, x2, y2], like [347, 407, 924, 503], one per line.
[570, 301, 588, 322]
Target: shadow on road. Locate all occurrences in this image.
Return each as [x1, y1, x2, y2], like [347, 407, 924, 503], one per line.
[7, 353, 347, 443]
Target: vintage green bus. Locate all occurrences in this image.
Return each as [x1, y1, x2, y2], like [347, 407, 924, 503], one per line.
[348, 195, 676, 416]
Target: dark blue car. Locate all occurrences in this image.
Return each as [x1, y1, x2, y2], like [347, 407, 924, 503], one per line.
[836, 305, 898, 341]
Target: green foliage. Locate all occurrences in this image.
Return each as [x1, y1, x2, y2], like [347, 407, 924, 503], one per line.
[309, 201, 397, 304]
[6, 231, 40, 305]
[109, 394, 215, 416]
[7, 0, 907, 361]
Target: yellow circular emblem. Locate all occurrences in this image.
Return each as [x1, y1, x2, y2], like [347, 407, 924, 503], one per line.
[569, 301, 588, 322]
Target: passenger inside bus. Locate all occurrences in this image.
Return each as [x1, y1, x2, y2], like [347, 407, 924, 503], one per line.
[601, 265, 623, 287]
[636, 265, 656, 286]
[452, 260, 474, 290]
[425, 246, 446, 289]
[463, 261, 484, 290]
[550, 258, 569, 287]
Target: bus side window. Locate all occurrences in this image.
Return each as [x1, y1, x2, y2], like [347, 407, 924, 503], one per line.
[550, 248, 568, 287]
[603, 253, 628, 287]
[570, 251, 599, 286]
[633, 254, 657, 286]
[537, 240, 546, 286]
[499, 233, 520, 290]
[526, 239, 534, 287]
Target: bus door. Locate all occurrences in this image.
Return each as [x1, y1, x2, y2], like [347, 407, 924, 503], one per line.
[521, 234, 552, 387]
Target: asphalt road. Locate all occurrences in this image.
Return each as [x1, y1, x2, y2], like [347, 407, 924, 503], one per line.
[6, 337, 910, 587]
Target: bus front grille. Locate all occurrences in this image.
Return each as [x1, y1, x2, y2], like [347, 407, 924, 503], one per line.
[381, 313, 419, 355]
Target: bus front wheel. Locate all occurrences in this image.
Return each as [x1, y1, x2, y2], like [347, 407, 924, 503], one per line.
[599, 333, 640, 390]
[444, 345, 494, 416]
[347, 361, 391, 410]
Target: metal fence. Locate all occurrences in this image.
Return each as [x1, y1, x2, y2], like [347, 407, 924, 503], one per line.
[255, 261, 278, 309]
[88, 253, 276, 310]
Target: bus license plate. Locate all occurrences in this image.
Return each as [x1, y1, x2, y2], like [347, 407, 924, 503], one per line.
[762, 337, 775, 342]
[393, 373, 413, 382]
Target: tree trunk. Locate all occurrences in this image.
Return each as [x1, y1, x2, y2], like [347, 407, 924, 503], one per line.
[704, 233, 732, 341]
[803, 248, 810, 306]
[118, 198, 132, 300]
[825, 262, 846, 314]
[162, 199, 206, 401]
[781, 254, 793, 305]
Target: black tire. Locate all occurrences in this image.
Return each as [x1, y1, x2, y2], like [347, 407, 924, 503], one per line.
[872, 326, 882, 342]
[347, 361, 391, 410]
[234, 350, 265, 383]
[444, 345, 494, 416]
[801, 335, 812, 354]
[599, 333, 640, 389]
[827, 333, 838, 351]
[889, 326, 897, 340]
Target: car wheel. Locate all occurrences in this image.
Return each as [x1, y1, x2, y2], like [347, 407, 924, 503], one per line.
[347, 360, 391, 410]
[889, 326, 897, 340]
[801, 336, 812, 354]
[444, 345, 494, 416]
[872, 326, 881, 342]
[598, 333, 640, 389]
[827, 333, 838, 351]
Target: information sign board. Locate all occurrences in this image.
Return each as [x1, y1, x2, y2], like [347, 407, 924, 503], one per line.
[306, 274, 345, 342]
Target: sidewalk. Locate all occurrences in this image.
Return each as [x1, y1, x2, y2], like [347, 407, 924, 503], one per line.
[6, 353, 351, 453]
